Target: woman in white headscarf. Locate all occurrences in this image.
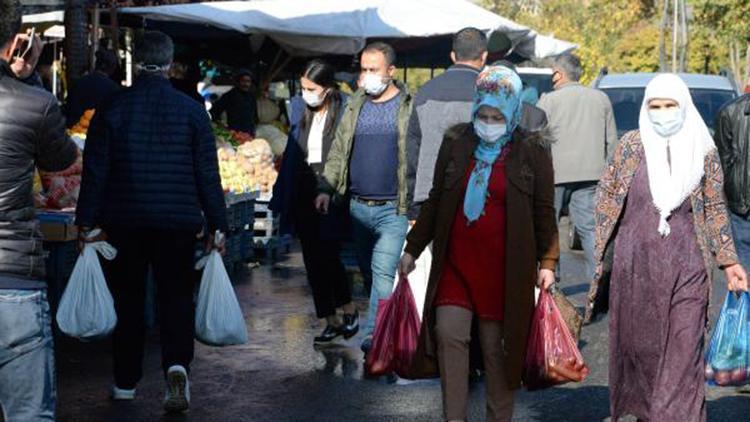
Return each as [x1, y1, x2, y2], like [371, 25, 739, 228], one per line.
[587, 74, 748, 421]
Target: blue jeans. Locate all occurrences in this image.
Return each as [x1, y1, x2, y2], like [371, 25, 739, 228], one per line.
[350, 200, 408, 338]
[0, 289, 55, 421]
[730, 212, 750, 270]
[555, 182, 597, 282]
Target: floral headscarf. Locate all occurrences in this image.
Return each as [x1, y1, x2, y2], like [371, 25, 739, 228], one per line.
[464, 66, 523, 223]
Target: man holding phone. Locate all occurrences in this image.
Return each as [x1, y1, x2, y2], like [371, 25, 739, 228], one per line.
[0, 1, 78, 420]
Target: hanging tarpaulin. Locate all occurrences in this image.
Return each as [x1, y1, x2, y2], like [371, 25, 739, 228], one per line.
[119, 0, 576, 59]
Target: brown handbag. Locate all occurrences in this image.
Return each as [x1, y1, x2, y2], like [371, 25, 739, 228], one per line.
[551, 288, 583, 343]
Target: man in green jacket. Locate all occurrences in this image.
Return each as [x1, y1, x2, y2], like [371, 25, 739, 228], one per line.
[315, 42, 412, 353]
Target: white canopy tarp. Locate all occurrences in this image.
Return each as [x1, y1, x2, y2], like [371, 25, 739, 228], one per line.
[120, 0, 575, 59]
[22, 11, 65, 38]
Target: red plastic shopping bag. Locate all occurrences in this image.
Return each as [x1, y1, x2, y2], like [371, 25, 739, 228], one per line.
[523, 289, 589, 390]
[366, 276, 421, 378]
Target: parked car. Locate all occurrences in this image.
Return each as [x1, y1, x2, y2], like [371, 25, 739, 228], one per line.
[593, 72, 740, 137]
[517, 66, 554, 100]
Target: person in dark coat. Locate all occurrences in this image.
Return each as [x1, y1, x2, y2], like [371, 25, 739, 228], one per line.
[76, 31, 228, 414]
[64, 49, 120, 127]
[400, 66, 559, 422]
[270, 60, 357, 345]
[210, 68, 258, 134]
[169, 60, 204, 104]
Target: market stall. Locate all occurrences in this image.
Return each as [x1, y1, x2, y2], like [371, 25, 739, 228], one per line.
[117, 0, 576, 62]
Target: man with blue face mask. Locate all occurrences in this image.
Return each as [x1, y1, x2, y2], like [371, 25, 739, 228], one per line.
[315, 42, 413, 355]
[537, 53, 618, 285]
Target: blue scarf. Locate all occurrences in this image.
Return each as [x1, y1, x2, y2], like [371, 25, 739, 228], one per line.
[463, 66, 523, 224]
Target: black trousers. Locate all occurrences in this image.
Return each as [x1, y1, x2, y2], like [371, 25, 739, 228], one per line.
[106, 228, 197, 389]
[295, 203, 351, 319]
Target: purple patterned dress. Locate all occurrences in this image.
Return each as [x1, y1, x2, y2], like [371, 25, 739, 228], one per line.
[609, 160, 708, 421]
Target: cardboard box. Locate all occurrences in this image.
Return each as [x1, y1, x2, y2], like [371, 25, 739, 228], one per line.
[39, 221, 78, 242]
[36, 211, 78, 242]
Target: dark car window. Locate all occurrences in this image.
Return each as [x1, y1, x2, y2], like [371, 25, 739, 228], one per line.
[520, 73, 554, 96]
[602, 87, 736, 137]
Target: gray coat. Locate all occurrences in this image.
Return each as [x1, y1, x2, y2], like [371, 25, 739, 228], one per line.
[537, 82, 618, 184]
[0, 61, 78, 288]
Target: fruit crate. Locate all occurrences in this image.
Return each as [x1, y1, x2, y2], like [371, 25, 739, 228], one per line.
[253, 200, 290, 261]
[253, 200, 279, 239]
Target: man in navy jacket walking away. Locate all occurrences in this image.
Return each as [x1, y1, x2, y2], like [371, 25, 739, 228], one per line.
[76, 31, 228, 414]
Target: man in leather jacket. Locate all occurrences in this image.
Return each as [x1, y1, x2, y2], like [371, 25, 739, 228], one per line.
[0, 1, 78, 419]
[715, 94, 750, 274]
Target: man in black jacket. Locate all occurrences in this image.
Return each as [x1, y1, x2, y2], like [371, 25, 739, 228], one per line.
[76, 31, 228, 413]
[210, 68, 258, 134]
[715, 94, 750, 274]
[64, 49, 120, 127]
[0, 1, 78, 419]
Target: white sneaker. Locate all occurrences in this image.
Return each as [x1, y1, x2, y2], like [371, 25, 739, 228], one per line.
[111, 385, 136, 401]
[164, 365, 190, 413]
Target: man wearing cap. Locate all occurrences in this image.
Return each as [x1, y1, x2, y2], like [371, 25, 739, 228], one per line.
[210, 68, 258, 135]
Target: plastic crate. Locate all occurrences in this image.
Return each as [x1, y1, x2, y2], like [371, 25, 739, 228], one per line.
[240, 230, 254, 262]
[254, 201, 280, 239]
[43, 240, 79, 311]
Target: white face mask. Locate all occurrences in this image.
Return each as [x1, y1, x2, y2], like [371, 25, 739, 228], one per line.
[473, 120, 507, 143]
[362, 73, 389, 96]
[302, 90, 326, 107]
[648, 108, 684, 137]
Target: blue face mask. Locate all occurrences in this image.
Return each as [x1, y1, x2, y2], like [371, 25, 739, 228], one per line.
[648, 108, 684, 137]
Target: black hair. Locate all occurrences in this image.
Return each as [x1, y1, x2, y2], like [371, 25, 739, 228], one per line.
[362, 42, 397, 67]
[300, 59, 342, 142]
[95, 49, 119, 74]
[0, 0, 21, 49]
[235, 68, 253, 81]
[452, 27, 487, 62]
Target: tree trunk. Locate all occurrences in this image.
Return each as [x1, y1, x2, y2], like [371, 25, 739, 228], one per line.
[659, 0, 669, 71]
[744, 43, 750, 90]
[64, 0, 89, 87]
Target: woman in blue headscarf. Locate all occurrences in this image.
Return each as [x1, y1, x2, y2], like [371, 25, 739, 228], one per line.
[400, 66, 559, 421]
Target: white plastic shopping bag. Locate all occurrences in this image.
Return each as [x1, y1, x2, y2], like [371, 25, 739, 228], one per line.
[393, 235, 431, 322]
[56, 230, 118, 340]
[194, 237, 248, 346]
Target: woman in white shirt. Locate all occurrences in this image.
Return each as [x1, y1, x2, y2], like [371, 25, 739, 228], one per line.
[271, 60, 357, 345]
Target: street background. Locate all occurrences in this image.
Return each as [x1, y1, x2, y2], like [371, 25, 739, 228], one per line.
[55, 219, 750, 421]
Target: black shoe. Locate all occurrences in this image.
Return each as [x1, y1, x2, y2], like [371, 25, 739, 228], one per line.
[360, 336, 373, 356]
[341, 311, 360, 339]
[314, 325, 342, 345]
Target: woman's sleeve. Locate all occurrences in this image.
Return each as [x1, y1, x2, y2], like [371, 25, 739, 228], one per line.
[703, 149, 739, 268]
[404, 134, 452, 259]
[532, 146, 559, 270]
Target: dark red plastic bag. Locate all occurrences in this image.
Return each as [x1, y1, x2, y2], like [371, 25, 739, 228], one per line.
[366, 276, 421, 378]
[523, 289, 589, 390]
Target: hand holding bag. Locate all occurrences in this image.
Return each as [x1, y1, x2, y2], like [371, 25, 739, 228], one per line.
[194, 232, 248, 346]
[56, 229, 118, 340]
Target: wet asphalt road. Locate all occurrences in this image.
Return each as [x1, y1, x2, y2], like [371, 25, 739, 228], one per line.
[55, 220, 750, 421]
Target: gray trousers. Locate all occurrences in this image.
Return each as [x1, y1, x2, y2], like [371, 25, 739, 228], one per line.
[435, 306, 514, 422]
[0, 289, 55, 422]
[555, 182, 597, 283]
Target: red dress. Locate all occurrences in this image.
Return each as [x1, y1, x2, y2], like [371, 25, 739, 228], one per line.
[434, 154, 508, 321]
